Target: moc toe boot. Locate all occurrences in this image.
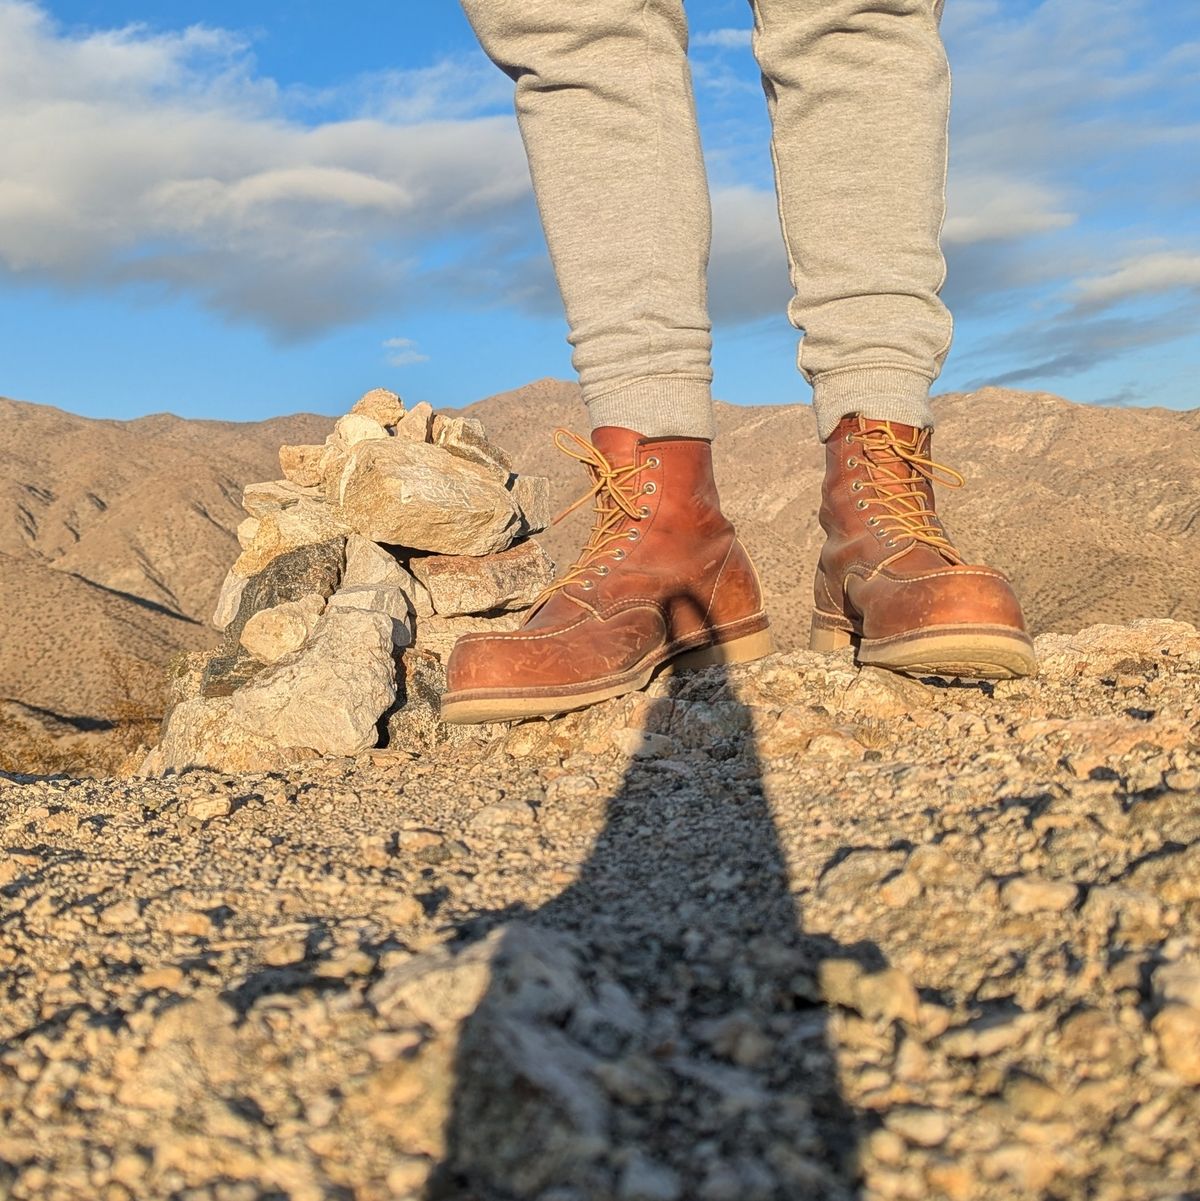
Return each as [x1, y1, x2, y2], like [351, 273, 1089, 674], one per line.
[441, 426, 773, 724]
[810, 415, 1036, 679]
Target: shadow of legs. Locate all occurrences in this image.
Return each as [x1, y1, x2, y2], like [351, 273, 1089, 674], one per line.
[427, 665, 882, 1200]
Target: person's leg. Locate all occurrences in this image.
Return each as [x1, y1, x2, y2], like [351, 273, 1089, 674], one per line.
[750, 0, 1035, 678]
[461, 0, 715, 438]
[749, 0, 951, 441]
[445, 0, 772, 723]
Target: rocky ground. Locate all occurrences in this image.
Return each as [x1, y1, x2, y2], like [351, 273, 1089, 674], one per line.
[2, 618, 1199, 1201]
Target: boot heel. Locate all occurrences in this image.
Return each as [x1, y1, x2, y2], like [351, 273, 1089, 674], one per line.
[673, 626, 775, 673]
[809, 615, 854, 653]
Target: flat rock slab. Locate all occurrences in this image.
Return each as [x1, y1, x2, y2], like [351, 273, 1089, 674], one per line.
[410, 538, 555, 617]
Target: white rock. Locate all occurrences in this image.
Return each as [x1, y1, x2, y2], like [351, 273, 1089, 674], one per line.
[334, 413, 390, 447]
[337, 439, 522, 556]
[327, 585, 413, 647]
[242, 479, 320, 517]
[239, 594, 325, 663]
[410, 539, 555, 617]
[236, 517, 260, 549]
[351, 387, 405, 427]
[212, 568, 248, 631]
[513, 474, 552, 534]
[232, 501, 350, 577]
[278, 443, 325, 487]
[394, 401, 433, 442]
[343, 535, 411, 590]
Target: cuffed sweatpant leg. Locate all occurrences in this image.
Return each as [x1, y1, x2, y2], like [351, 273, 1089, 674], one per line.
[461, 0, 717, 439]
[749, 0, 954, 440]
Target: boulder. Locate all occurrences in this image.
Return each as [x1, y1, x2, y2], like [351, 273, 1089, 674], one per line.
[327, 585, 413, 647]
[203, 538, 345, 697]
[278, 443, 325, 487]
[338, 440, 522, 556]
[232, 500, 350, 577]
[513, 474, 552, 535]
[211, 568, 248, 631]
[239, 594, 325, 664]
[241, 479, 320, 518]
[410, 539, 555, 617]
[433, 415, 513, 478]
[395, 401, 434, 443]
[333, 413, 389, 448]
[351, 387, 405, 427]
[144, 607, 396, 773]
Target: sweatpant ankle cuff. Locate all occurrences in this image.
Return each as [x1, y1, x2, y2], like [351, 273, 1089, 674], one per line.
[586, 376, 716, 440]
[811, 367, 936, 441]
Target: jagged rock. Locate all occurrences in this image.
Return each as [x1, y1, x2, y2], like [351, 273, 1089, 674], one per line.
[433, 414, 514, 477]
[1035, 618, 1200, 678]
[410, 539, 556, 617]
[383, 650, 501, 750]
[513, 473, 552, 535]
[327, 585, 412, 647]
[1152, 1006, 1200, 1083]
[146, 607, 395, 772]
[340, 535, 429, 623]
[211, 568, 248, 631]
[395, 401, 434, 443]
[333, 413, 389, 448]
[241, 479, 320, 518]
[203, 539, 345, 696]
[351, 386, 405, 427]
[337, 440, 523, 556]
[232, 501, 350, 577]
[239, 594, 325, 664]
[235, 518, 260, 552]
[413, 611, 525, 661]
[278, 443, 325, 487]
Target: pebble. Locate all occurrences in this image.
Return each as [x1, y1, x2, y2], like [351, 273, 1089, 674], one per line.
[1000, 876, 1079, 914]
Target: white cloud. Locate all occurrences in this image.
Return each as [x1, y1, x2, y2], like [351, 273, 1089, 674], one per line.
[943, 176, 1075, 245]
[0, 1, 532, 337]
[382, 337, 429, 367]
[1072, 252, 1200, 309]
[692, 28, 753, 51]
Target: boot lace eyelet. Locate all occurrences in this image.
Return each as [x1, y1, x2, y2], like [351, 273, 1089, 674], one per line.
[579, 579, 596, 590]
[851, 481, 863, 492]
[595, 565, 609, 577]
[844, 433, 856, 445]
[855, 499, 868, 511]
[645, 456, 661, 469]
[638, 505, 650, 518]
[847, 457, 858, 468]
[643, 481, 657, 495]
[627, 530, 640, 542]
[867, 516, 879, 526]
[611, 549, 626, 561]
[885, 540, 897, 548]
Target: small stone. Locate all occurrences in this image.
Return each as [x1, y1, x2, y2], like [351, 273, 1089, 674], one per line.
[187, 795, 233, 821]
[239, 594, 325, 663]
[99, 899, 140, 929]
[279, 443, 326, 487]
[236, 516, 260, 548]
[432, 414, 513, 476]
[471, 801, 536, 829]
[1154, 960, 1200, 1010]
[1000, 875, 1078, 914]
[394, 400, 434, 442]
[161, 911, 215, 938]
[619, 1153, 683, 1201]
[1152, 1005, 1200, 1083]
[887, 1107, 950, 1147]
[261, 938, 306, 967]
[333, 412, 389, 447]
[410, 539, 556, 617]
[513, 473, 552, 534]
[212, 568, 249, 631]
[233, 501, 350, 577]
[351, 387, 405, 426]
[315, 950, 375, 979]
[137, 966, 184, 990]
[242, 479, 320, 517]
[326, 585, 413, 646]
[1004, 1073, 1062, 1120]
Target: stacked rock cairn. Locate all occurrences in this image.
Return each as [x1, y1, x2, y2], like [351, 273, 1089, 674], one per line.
[140, 389, 554, 774]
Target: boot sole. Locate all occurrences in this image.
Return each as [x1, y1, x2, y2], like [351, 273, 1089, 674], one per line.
[440, 621, 774, 725]
[810, 614, 1037, 680]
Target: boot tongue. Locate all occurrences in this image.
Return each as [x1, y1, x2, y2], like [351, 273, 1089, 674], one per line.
[589, 425, 646, 468]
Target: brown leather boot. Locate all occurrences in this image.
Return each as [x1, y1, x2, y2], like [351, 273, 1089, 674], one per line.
[441, 427, 773, 723]
[810, 415, 1036, 679]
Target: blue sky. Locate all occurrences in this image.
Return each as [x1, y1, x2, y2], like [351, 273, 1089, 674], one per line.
[1, 0, 1197, 423]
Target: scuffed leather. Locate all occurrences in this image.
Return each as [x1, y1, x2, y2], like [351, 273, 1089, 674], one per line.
[446, 428, 768, 699]
[813, 415, 1028, 641]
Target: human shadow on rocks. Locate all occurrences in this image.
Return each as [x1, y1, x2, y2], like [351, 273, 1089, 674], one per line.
[425, 659, 880, 1201]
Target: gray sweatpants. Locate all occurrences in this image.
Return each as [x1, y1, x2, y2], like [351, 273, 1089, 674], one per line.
[462, 0, 952, 442]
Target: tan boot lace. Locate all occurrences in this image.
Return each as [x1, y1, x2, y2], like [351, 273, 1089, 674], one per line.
[847, 421, 966, 565]
[530, 429, 655, 610]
